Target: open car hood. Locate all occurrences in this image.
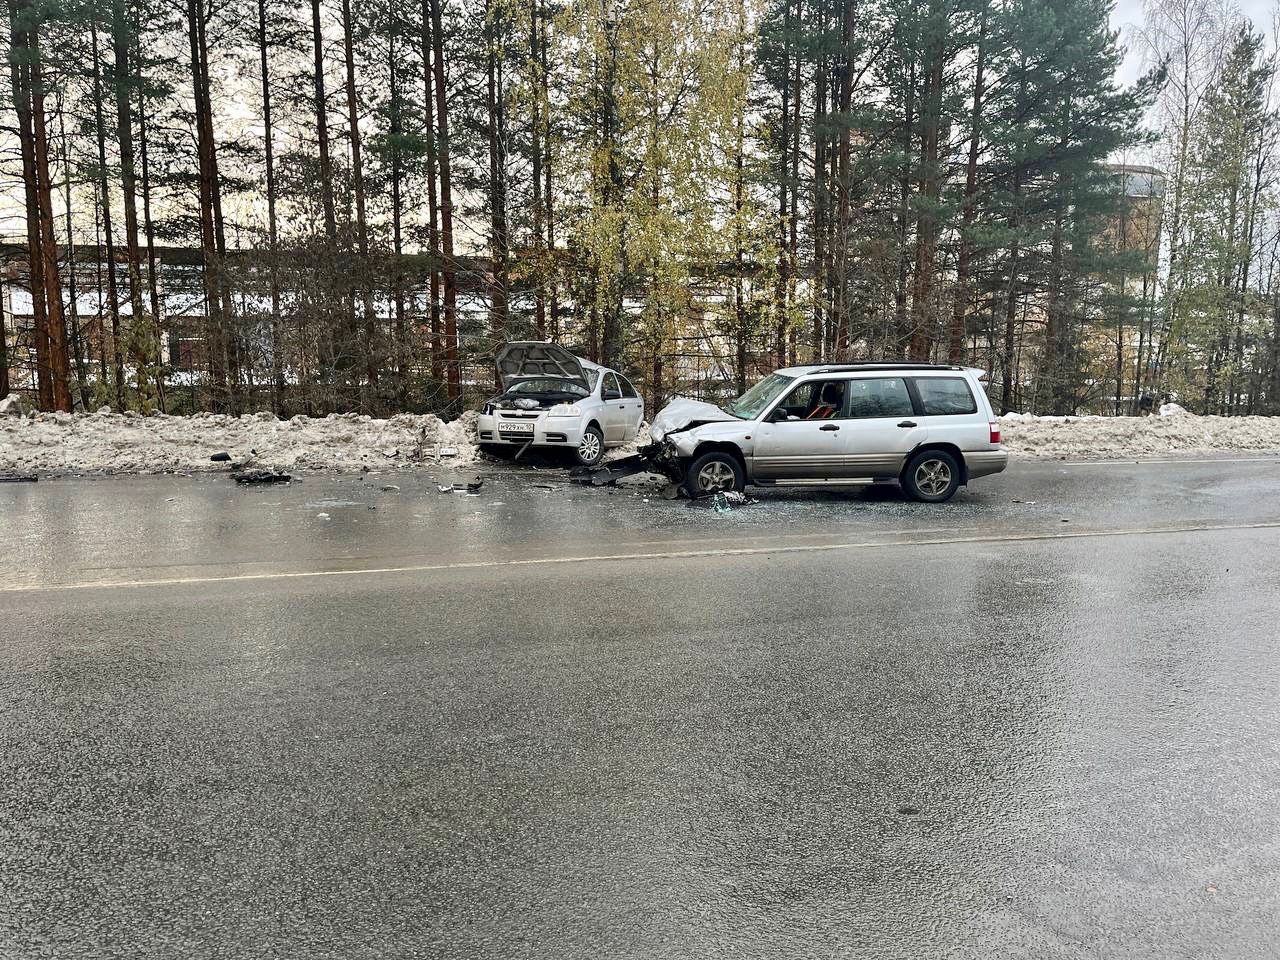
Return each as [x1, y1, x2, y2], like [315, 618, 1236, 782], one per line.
[650, 396, 739, 441]
[495, 342, 590, 392]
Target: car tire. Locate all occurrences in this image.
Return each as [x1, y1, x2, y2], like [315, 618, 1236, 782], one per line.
[576, 425, 605, 467]
[902, 449, 962, 503]
[684, 450, 746, 499]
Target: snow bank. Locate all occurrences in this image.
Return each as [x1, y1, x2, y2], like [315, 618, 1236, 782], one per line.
[1001, 410, 1280, 460]
[0, 408, 480, 475]
[3, 403, 1278, 475]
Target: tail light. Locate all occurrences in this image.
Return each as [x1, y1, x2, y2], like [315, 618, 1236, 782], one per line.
[989, 420, 1001, 444]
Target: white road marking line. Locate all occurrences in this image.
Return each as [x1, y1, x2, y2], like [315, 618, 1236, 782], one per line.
[1055, 456, 1280, 466]
[3, 520, 1278, 595]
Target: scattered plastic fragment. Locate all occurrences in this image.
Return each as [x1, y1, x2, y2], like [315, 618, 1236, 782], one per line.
[437, 484, 454, 493]
[210, 452, 232, 462]
[712, 492, 732, 514]
[466, 478, 484, 493]
[0, 474, 38, 483]
[380, 484, 400, 492]
[233, 468, 291, 484]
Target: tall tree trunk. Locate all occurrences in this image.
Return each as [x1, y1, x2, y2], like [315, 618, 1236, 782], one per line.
[420, 0, 442, 382]
[187, 0, 230, 411]
[908, 2, 945, 361]
[1000, 167, 1024, 414]
[787, 13, 801, 365]
[894, 58, 915, 353]
[136, 19, 165, 412]
[91, 17, 126, 409]
[340, 0, 377, 403]
[8, 0, 51, 410]
[811, 28, 828, 363]
[389, 26, 407, 407]
[949, 0, 986, 363]
[831, 0, 854, 358]
[112, 0, 155, 411]
[312, 0, 338, 246]
[428, 0, 460, 401]
[529, 0, 546, 339]
[485, 0, 509, 368]
[773, 0, 792, 367]
[257, 0, 284, 414]
[539, 0, 557, 341]
[58, 102, 90, 408]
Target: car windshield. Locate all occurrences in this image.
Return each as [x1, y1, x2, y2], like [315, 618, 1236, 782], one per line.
[506, 378, 588, 398]
[725, 373, 796, 419]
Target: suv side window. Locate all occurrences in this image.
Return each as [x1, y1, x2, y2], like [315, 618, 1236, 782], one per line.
[773, 379, 847, 420]
[914, 377, 977, 415]
[846, 377, 913, 418]
[618, 375, 638, 399]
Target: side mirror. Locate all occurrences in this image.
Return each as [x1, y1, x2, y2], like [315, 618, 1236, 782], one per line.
[768, 407, 789, 422]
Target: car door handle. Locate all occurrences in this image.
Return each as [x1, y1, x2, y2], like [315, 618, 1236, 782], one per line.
[819, 424, 840, 431]
[897, 420, 918, 428]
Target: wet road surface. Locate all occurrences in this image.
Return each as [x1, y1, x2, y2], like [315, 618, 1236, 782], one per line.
[2, 458, 1279, 958]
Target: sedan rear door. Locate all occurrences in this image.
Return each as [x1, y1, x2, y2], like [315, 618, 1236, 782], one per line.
[599, 373, 633, 442]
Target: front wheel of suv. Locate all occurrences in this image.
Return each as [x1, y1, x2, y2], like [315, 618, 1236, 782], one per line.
[902, 450, 962, 503]
[684, 450, 746, 499]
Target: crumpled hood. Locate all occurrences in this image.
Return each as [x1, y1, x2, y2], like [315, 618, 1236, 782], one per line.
[495, 341, 589, 391]
[649, 396, 739, 442]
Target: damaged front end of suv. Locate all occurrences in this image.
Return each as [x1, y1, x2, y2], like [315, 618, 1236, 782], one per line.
[570, 396, 747, 492]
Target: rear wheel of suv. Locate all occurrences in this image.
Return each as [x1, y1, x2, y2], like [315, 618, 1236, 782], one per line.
[576, 425, 605, 467]
[903, 450, 962, 503]
[684, 450, 746, 498]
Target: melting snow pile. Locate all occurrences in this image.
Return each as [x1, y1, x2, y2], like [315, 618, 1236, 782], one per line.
[0, 408, 480, 474]
[1000, 410, 1280, 459]
[3, 402, 1279, 474]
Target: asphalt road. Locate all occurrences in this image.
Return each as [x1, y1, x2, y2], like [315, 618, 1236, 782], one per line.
[2, 457, 1280, 958]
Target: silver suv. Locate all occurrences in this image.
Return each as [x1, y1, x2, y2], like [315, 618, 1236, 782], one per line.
[648, 363, 1007, 502]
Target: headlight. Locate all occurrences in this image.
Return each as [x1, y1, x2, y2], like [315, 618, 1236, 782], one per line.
[548, 404, 582, 417]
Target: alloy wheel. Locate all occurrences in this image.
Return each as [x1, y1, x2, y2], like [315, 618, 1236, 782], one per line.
[914, 458, 952, 497]
[579, 431, 602, 462]
[696, 460, 736, 492]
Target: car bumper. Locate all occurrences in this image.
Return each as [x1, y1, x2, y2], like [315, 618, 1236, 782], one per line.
[476, 413, 586, 447]
[966, 449, 1009, 480]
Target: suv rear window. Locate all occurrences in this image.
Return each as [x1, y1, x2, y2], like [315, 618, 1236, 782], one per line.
[846, 377, 914, 418]
[914, 377, 977, 415]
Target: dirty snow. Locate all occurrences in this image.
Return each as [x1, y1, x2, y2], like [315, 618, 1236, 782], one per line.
[2, 403, 1279, 475]
[0, 408, 480, 475]
[1000, 411, 1280, 460]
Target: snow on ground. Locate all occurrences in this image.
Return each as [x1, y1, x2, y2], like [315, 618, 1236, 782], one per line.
[1000, 411, 1280, 460]
[0, 408, 480, 475]
[2, 404, 1278, 475]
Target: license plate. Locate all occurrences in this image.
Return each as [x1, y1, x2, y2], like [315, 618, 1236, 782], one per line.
[501, 422, 534, 433]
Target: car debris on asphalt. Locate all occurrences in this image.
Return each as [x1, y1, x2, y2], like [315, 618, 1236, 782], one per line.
[0, 474, 38, 483]
[233, 468, 292, 484]
[210, 452, 232, 462]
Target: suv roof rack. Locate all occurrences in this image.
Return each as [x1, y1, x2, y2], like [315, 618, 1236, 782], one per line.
[798, 362, 965, 374]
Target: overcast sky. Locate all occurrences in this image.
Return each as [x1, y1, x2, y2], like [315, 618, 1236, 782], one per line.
[1111, 0, 1279, 84]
